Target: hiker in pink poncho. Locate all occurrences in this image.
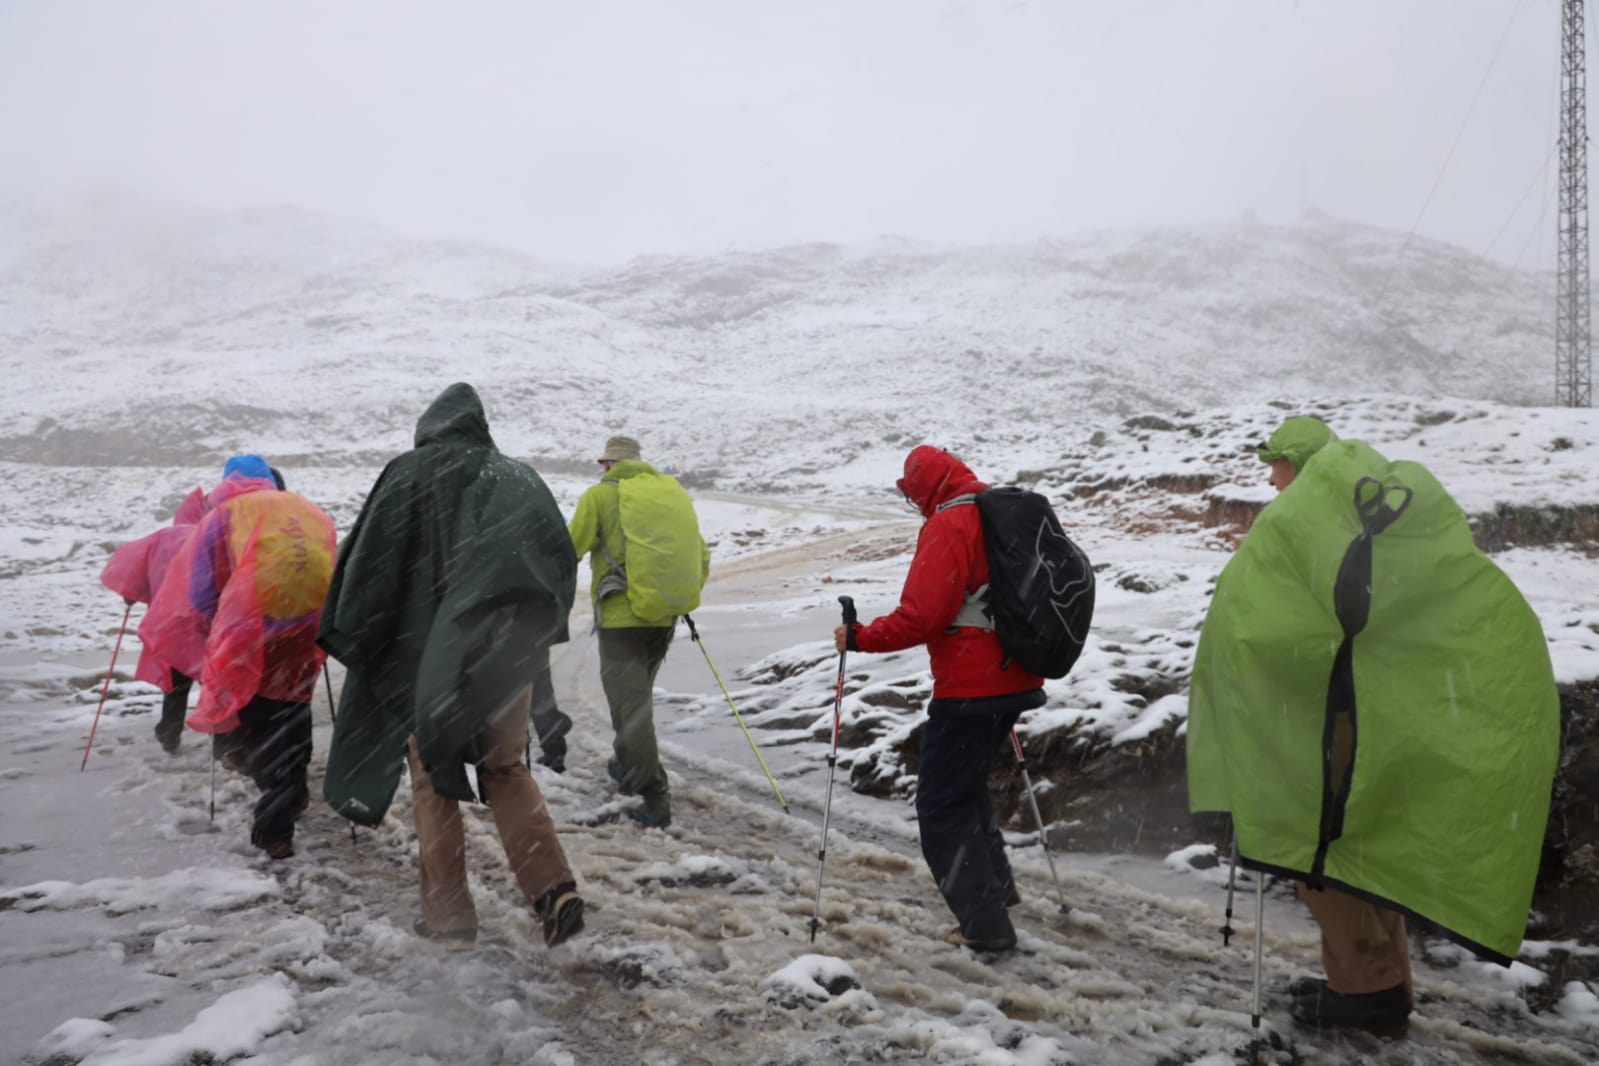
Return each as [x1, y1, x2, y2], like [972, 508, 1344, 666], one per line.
[142, 454, 337, 859]
[99, 486, 210, 754]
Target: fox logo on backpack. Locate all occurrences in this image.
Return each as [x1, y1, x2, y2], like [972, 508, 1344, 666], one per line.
[939, 486, 1095, 679]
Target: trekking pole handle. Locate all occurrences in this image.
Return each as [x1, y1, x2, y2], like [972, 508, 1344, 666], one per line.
[838, 595, 856, 626]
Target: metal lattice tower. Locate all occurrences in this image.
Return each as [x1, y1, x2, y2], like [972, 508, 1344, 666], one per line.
[1557, 0, 1593, 407]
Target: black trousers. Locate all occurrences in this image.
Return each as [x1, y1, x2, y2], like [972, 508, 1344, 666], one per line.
[529, 644, 572, 755]
[915, 706, 1023, 941]
[155, 669, 193, 745]
[236, 695, 312, 846]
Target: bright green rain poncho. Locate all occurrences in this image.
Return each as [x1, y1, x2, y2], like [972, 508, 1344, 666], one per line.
[1188, 420, 1559, 963]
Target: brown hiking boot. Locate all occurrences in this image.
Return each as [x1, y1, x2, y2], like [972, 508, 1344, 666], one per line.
[258, 839, 294, 861]
[943, 927, 1017, 953]
[413, 918, 477, 950]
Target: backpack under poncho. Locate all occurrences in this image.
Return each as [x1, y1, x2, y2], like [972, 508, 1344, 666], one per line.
[1187, 439, 1559, 963]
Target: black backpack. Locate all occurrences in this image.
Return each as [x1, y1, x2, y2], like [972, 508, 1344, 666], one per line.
[946, 487, 1095, 679]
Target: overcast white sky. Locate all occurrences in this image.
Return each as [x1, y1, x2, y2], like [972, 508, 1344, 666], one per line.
[0, 0, 1573, 266]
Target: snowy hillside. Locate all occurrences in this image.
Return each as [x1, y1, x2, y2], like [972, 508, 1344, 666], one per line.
[0, 191, 1561, 495]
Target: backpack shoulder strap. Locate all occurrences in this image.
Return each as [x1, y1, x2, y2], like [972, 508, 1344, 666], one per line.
[595, 478, 628, 595]
[932, 492, 992, 631]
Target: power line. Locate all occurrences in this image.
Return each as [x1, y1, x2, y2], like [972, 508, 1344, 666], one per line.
[1403, 0, 1532, 245]
[1484, 141, 1558, 260]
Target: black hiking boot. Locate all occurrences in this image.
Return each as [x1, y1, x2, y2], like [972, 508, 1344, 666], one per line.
[1287, 975, 1326, 998]
[536, 737, 567, 775]
[535, 882, 585, 948]
[155, 725, 182, 755]
[1291, 982, 1410, 1031]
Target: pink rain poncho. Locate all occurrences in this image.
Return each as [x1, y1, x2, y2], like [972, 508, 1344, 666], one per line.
[139, 474, 337, 734]
[98, 487, 209, 691]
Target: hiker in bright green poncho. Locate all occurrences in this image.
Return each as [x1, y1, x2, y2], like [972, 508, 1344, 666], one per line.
[1188, 415, 1559, 1032]
[569, 434, 710, 829]
[318, 383, 586, 948]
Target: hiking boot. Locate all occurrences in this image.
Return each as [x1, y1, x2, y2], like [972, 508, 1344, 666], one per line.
[943, 927, 1017, 953]
[1290, 982, 1411, 1031]
[627, 804, 672, 830]
[413, 918, 477, 950]
[257, 839, 294, 861]
[535, 882, 585, 948]
[1287, 975, 1326, 998]
[155, 727, 182, 755]
[607, 755, 637, 795]
[536, 739, 567, 775]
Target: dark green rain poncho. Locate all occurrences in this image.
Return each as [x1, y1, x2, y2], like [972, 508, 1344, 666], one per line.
[1188, 418, 1559, 963]
[319, 383, 577, 824]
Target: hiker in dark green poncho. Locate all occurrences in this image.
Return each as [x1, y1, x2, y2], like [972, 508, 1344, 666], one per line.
[1188, 416, 1559, 1032]
[319, 383, 586, 948]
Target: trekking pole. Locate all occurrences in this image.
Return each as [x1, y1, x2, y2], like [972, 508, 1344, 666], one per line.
[79, 602, 134, 771]
[809, 595, 855, 943]
[1249, 866, 1266, 1064]
[681, 614, 788, 813]
[1221, 833, 1239, 946]
[320, 663, 357, 843]
[322, 663, 337, 724]
[1009, 729, 1071, 915]
[209, 753, 217, 824]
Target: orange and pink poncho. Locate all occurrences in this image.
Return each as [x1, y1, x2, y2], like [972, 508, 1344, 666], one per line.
[139, 474, 336, 733]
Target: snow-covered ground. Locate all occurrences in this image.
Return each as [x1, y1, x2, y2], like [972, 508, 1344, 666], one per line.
[4, 197, 1599, 1064]
[4, 465, 1598, 1065]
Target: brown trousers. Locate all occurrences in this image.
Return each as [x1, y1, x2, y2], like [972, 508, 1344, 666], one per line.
[1298, 883, 1415, 1002]
[407, 686, 574, 933]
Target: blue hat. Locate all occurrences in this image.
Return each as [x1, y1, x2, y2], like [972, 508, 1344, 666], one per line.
[222, 454, 273, 481]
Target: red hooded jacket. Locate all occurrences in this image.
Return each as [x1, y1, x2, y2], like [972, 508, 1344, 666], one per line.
[852, 445, 1044, 700]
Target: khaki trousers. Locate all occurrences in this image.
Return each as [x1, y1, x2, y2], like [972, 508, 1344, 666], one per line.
[407, 686, 574, 933]
[1298, 883, 1415, 1002]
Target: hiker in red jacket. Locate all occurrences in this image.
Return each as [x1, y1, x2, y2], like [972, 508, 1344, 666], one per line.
[835, 444, 1046, 952]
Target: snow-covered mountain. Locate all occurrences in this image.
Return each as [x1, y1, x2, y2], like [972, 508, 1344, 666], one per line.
[0, 191, 1559, 495]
